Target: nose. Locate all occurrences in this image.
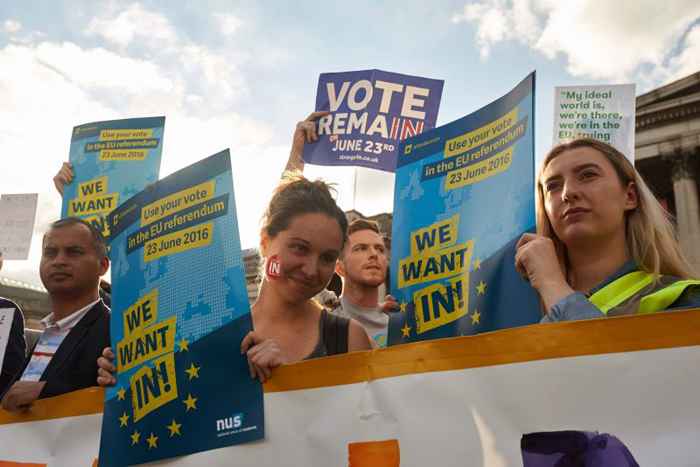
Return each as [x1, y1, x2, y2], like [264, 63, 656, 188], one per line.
[299, 255, 319, 280]
[49, 250, 69, 266]
[561, 177, 580, 203]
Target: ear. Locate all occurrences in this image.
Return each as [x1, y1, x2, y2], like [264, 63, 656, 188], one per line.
[98, 256, 110, 276]
[624, 181, 638, 211]
[335, 258, 345, 278]
[259, 230, 270, 258]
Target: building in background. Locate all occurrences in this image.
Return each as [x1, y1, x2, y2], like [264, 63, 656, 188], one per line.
[635, 71, 700, 271]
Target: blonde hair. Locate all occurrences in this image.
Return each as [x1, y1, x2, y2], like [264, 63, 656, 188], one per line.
[536, 138, 696, 281]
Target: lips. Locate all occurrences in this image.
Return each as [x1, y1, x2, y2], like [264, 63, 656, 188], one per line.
[562, 207, 590, 219]
[49, 272, 72, 280]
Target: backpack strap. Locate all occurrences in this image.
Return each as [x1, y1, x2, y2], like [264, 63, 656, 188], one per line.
[321, 309, 349, 356]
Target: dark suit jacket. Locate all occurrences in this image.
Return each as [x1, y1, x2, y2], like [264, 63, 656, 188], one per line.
[0, 298, 27, 396]
[15, 300, 111, 399]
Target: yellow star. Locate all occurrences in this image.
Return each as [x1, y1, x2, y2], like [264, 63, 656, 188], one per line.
[183, 393, 198, 411]
[473, 258, 482, 270]
[146, 432, 158, 449]
[399, 302, 407, 313]
[178, 338, 189, 352]
[401, 323, 411, 338]
[166, 419, 182, 437]
[130, 430, 141, 446]
[116, 387, 126, 400]
[118, 412, 129, 427]
[476, 280, 487, 295]
[185, 363, 200, 380]
[471, 309, 481, 325]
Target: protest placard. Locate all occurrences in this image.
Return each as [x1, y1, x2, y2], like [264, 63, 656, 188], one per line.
[302, 69, 443, 172]
[0, 193, 38, 260]
[553, 84, 636, 162]
[61, 117, 165, 240]
[99, 150, 263, 466]
[388, 73, 540, 345]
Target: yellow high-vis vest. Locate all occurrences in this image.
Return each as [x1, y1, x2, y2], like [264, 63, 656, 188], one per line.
[589, 271, 700, 315]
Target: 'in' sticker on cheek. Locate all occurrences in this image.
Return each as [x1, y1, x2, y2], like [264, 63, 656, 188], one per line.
[266, 255, 282, 279]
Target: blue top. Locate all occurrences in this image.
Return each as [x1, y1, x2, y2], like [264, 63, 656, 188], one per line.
[542, 261, 700, 322]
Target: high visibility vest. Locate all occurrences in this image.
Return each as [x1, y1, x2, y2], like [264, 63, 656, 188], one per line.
[589, 270, 700, 315]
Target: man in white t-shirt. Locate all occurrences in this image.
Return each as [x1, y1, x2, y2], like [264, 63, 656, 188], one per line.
[333, 219, 396, 348]
[1, 218, 110, 411]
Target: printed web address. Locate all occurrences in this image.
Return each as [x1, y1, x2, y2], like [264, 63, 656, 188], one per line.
[338, 154, 379, 163]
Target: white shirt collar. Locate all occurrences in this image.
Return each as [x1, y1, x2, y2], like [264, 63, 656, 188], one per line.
[41, 299, 101, 331]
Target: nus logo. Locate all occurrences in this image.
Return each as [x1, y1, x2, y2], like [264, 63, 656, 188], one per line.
[216, 413, 243, 431]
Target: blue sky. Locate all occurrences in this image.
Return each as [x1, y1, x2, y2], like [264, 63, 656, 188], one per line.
[1, 0, 699, 285]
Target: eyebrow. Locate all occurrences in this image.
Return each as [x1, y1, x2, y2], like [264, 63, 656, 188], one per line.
[543, 162, 602, 185]
[288, 237, 311, 245]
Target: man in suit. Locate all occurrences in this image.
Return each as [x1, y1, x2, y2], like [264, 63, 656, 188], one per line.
[1, 218, 110, 411]
[0, 253, 28, 395]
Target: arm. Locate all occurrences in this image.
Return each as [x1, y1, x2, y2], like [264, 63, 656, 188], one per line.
[0, 304, 27, 396]
[541, 292, 605, 322]
[347, 319, 372, 351]
[515, 233, 576, 317]
[284, 111, 330, 174]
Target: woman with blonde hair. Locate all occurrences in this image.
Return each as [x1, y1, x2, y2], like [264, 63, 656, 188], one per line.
[515, 138, 700, 322]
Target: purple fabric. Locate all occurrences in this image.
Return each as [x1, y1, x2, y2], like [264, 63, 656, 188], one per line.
[521, 431, 640, 467]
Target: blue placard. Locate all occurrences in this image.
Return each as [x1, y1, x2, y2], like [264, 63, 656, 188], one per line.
[61, 117, 165, 241]
[388, 73, 541, 345]
[98, 150, 264, 466]
[302, 69, 443, 172]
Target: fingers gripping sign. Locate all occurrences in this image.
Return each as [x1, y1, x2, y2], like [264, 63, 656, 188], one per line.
[53, 162, 74, 196]
[240, 331, 286, 383]
[287, 111, 331, 173]
[97, 346, 117, 387]
[515, 233, 574, 311]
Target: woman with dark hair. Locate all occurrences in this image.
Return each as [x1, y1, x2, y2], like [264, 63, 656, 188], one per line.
[516, 138, 700, 322]
[240, 175, 372, 381]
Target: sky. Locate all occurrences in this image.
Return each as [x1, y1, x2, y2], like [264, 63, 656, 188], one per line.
[1, 0, 700, 287]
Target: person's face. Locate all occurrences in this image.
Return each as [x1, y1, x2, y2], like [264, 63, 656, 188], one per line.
[261, 212, 343, 304]
[541, 147, 637, 247]
[337, 229, 388, 288]
[40, 224, 109, 298]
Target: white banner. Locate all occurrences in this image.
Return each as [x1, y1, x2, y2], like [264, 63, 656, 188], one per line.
[1, 309, 699, 466]
[0, 193, 39, 260]
[553, 84, 636, 163]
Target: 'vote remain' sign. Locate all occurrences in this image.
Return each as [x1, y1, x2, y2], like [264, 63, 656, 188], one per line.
[302, 69, 443, 172]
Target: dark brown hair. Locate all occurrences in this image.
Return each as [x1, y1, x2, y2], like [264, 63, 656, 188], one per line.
[262, 174, 348, 246]
[347, 218, 380, 237]
[47, 217, 108, 259]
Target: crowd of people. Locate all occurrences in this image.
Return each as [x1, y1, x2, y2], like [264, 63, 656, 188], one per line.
[1, 115, 699, 412]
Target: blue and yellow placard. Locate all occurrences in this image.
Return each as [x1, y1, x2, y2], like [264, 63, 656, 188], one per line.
[61, 117, 165, 240]
[99, 150, 263, 466]
[388, 73, 541, 345]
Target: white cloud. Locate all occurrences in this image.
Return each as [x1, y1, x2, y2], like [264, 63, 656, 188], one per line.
[214, 13, 243, 36]
[0, 5, 281, 284]
[85, 3, 178, 49]
[3, 19, 22, 34]
[452, 0, 700, 83]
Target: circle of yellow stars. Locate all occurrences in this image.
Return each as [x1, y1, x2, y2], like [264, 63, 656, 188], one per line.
[398, 268, 487, 339]
[116, 340, 201, 452]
